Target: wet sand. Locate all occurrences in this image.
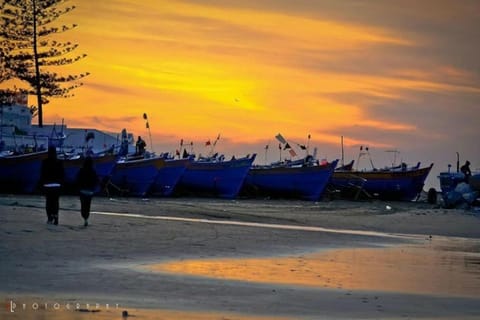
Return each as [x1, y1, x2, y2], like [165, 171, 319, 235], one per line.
[152, 243, 480, 298]
[1, 194, 480, 319]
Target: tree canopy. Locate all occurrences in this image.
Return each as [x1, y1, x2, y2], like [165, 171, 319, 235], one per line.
[0, 0, 88, 127]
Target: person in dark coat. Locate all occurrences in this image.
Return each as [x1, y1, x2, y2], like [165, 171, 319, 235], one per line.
[76, 156, 98, 226]
[135, 136, 146, 155]
[461, 160, 472, 183]
[40, 146, 65, 225]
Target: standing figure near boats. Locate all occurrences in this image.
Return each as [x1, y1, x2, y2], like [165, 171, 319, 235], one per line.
[136, 136, 146, 156]
[76, 156, 98, 227]
[461, 160, 472, 182]
[40, 146, 65, 225]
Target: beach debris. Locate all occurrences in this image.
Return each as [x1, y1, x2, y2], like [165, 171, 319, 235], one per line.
[122, 310, 129, 317]
[385, 205, 392, 210]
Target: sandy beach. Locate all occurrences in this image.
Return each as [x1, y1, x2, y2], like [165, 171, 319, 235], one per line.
[1, 194, 479, 319]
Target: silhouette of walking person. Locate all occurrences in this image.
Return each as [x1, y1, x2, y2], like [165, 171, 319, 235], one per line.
[40, 146, 65, 225]
[76, 156, 98, 227]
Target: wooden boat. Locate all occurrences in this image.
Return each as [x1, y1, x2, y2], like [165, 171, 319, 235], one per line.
[150, 157, 190, 197]
[244, 158, 339, 201]
[176, 154, 256, 199]
[336, 159, 354, 171]
[331, 163, 434, 201]
[0, 151, 48, 193]
[109, 155, 166, 197]
[438, 171, 466, 194]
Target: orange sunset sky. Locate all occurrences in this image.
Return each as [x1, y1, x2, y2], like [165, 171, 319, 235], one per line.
[3, 0, 480, 185]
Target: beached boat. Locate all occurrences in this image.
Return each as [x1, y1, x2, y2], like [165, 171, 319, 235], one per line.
[244, 158, 339, 201]
[336, 159, 354, 171]
[176, 154, 256, 199]
[61, 153, 117, 193]
[0, 151, 48, 193]
[331, 163, 434, 201]
[150, 157, 190, 197]
[109, 155, 166, 197]
[438, 171, 466, 195]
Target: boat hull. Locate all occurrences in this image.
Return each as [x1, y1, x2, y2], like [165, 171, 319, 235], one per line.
[150, 158, 190, 197]
[331, 164, 433, 201]
[244, 160, 338, 201]
[0, 151, 48, 194]
[110, 157, 165, 197]
[177, 155, 256, 199]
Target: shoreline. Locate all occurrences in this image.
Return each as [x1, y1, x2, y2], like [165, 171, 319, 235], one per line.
[1, 193, 479, 238]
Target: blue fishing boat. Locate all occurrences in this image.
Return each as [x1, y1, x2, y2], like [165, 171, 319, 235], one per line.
[244, 158, 339, 201]
[438, 172, 466, 195]
[150, 157, 190, 197]
[176, 154, 256, 199]
[0, 151, 48, 193]
[109, 155, 165, 197]
[61, 153, 117, 194]
[331, 163, 434, 201]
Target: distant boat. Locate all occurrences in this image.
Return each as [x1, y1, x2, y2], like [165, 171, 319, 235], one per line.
[331, 162, 434, 201]
[0, 151, 48, 193]
[61, 153, 117, 194]
[336, 159, 354, 171]
[109, 155, 165, 197]
[176, 154, 256, 199]
[244, 158, 339, 201]
[150, 157, 190, 197]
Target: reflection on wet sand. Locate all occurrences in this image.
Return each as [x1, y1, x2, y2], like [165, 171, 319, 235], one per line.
[151, 242, 480, 298]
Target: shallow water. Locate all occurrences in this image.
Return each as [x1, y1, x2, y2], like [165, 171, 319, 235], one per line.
[150, 237, 480, 298]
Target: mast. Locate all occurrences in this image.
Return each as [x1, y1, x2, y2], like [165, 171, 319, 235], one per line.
[143, 113, 154, 154]
[341, 135, 344, 167]
[456, 152, 460, 172]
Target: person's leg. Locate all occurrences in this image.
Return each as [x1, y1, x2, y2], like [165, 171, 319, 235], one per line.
[80, 194, 92, 226]
[52, 189, 60, 225]
[84, 196, 92, 220]
[45, 193, 53, 223]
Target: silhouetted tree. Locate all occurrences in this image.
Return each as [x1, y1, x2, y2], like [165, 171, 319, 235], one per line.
[0, 0, 88, 127]
[0, 88, 26, 105]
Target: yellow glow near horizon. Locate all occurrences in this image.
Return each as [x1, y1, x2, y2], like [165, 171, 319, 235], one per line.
[46, 0, 414, 142]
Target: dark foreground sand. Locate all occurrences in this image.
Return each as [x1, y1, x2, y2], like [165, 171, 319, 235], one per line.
[1, 194, 479, 319]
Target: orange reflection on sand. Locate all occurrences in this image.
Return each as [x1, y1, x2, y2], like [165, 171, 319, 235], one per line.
[152, 246, 480, 297]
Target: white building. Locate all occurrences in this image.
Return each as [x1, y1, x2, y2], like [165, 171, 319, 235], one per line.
[1, 92, 134, 154]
